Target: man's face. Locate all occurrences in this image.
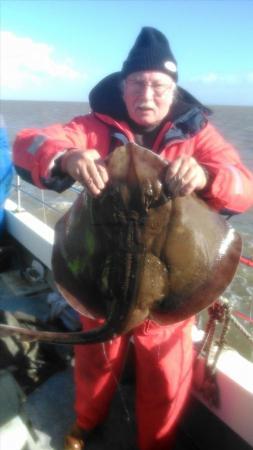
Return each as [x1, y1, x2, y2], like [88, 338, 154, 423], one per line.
[122, 71, 175, 127]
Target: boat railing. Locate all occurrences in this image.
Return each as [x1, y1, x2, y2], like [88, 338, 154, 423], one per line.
[15, 176, 60, 213]
[11, 174, 81, 225]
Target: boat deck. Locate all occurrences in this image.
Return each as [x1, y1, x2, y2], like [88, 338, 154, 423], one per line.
[0, 242, 252, 450]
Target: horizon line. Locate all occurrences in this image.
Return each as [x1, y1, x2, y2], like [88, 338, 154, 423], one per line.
[1, 98, 253, 108]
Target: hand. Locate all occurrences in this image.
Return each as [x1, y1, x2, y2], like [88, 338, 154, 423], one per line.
[165, 156, 208, 196]
[61, 149, 109, 196]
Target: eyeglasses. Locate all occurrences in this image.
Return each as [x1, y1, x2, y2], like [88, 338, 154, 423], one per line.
[125, 79, 174, 96]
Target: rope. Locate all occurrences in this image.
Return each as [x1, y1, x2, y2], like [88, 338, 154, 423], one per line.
[230, 313, 253, 343]
[240, 255, 253, 268]
[195, 296, 252, 407]
[233, 310, 253, 324]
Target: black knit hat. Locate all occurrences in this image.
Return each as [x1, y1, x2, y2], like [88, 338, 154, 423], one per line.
[121, 27, 178, 82]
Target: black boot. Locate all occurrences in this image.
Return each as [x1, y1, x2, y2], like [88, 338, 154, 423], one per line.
[64, 423, 89, 450]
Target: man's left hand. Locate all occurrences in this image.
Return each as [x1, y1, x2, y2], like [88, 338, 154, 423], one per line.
[165, 156, 208, 196]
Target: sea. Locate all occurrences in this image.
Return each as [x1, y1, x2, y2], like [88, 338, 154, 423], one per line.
[1, 99, 253, 361]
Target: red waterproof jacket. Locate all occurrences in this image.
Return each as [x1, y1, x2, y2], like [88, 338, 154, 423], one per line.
[13, 77, 253, 214]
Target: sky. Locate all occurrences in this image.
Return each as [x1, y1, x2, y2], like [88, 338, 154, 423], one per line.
[1, 0, 253, 105]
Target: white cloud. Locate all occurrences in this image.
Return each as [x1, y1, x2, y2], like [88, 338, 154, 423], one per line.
[196, 72, 219, 83]
[182, 71, 253, 105]
[0, 31, 85, 93]
[190, 71, 253, 85]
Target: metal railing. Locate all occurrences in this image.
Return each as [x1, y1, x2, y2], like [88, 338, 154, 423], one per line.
[11, 175, 81, 225]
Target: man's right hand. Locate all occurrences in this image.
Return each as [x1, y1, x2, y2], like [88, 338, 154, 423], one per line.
[61, 149, 109, 196]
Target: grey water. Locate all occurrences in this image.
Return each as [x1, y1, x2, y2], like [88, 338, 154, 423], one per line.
[1, 100, 253, 360]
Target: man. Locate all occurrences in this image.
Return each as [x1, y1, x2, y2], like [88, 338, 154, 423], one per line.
[13, 27, 253, 450]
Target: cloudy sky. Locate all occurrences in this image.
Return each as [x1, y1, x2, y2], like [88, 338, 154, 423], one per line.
[1, 0, 253, 105]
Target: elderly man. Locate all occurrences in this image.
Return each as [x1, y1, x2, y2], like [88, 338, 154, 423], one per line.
[13, 27, 253, 450]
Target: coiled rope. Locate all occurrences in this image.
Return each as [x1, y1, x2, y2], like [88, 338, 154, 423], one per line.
[195, 255, 253, 406]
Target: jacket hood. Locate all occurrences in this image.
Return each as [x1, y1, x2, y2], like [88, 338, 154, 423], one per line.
[89, 72, 212, 124]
